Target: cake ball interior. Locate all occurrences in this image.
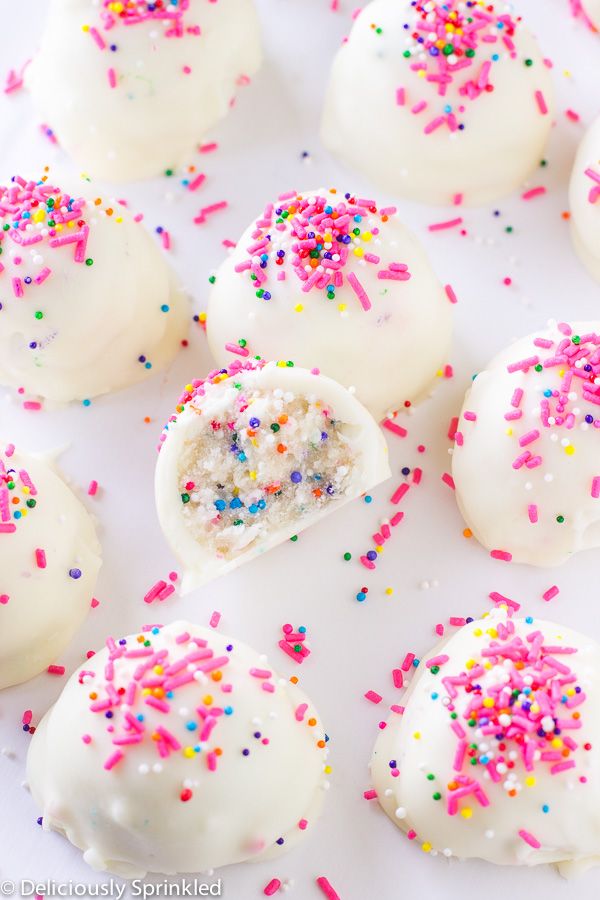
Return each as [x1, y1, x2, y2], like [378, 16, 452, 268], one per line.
[177, 383, 358, 560]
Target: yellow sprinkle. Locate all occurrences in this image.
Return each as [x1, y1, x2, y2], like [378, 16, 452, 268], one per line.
[413, 731, 421, 740]
[294, 304, 304, 313]
[422, 842, 432, 853]
[203, 695, 213, 706]
[473, 628, 483, 637]
[565, 446, 575, 456]
[505, 428, 513, 436]
[362, 232, 372, 242]
[153, 665, 164, 675]
[198, 312, 207, 323]
[82, 24, 90, 32]
[465, 659, 476, 670]
[338, 303, 347, 312]
[249, 471, 257, 480]
[460, 808, 473, 819]
[385, 587, 393, 596]
[375, 545, 383, 553]
[551, 738, 563, 750]
[525, 777, 536, 787]
[353, 247, 364, 258]
[183, 747, 195, 759]
[483, 698, 494, 708]
[324, 765, 332, 774]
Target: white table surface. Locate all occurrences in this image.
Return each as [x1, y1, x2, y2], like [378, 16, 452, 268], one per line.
[1, 1, 600, 898]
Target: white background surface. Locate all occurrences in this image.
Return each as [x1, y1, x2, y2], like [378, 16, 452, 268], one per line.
[1, 1, 600, 898]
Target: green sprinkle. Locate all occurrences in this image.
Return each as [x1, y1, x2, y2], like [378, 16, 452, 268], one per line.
[181, 493, 190, 504]
[343, 552, 352, 561]
[85, 258, 94, 267]
[34, 311, 43, 320]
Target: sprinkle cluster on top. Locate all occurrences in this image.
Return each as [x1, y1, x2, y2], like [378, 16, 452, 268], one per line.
[99, 0, 196, 36]
[82, 624, 326, 808]
[437, 616, 588, 832]
[585, 167, 600, 204]
[0, 444, 37, 537]
[0, 175, 91, 304]
[455, 323, 600, 528]
[235, 190, 410, 313]
[391, 1, 534, 134]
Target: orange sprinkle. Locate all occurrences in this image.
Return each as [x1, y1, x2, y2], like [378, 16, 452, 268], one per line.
[277, 444, 287, 454]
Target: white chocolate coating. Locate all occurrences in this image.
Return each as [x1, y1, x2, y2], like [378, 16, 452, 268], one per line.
[372, 609, 600, 874]
[570, 116, 600, 283]
[0, 176, 188, 404]
[27, 620, 328, 877]
[452, 321, 600, 567]
[321, 0, 555, 206]
[26, 0, 262, 182]
[156, 360, 390, 592]
[0, 445, 102, 690]
[206, 189, 452, 422]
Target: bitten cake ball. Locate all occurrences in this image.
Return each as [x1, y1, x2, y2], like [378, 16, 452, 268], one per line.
[206, 189, 452, 421]
[28, 620, 329, 877]
[452, 321, 600, 567]
[0, 175, 188, 404]
[0, 443, 101, 690]
[371, 608, 600, 873]
[321, 0, 555, 206]
[26, 0, 262, 181]
[570, 116, 600, 282]
[156, 359, 390, 591]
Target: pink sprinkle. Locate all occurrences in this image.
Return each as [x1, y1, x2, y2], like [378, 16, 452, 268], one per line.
[435, 624, 444, 636]
[91, 598, 100, 609]
[199, 142, 218, 154]
[528, 504, 538, 524]
[522, 186, 546, 201]
[209, 611, 221, 628]
[363, 789, 378, 800]
[396, 87, 406, 106]
[382, 418, 407, 438]
[35, 548, 46, 569]
[104, 750, 124, 771]
[22, 710, 33, 725]
[295, 703, 308, 722]
[401, 652, 415, 672]
[0, 594, 9, 605]
[23, 401, 42, 411]
[108, 67, 117, 88]
[365, 690, 382, 704]
[347, 272, 372, 311]
[519, 829, 541, 849]
[316, 877, 340, 900]
[88, 480, 98, 496]
[144, 580, 166, 604]
[490, 549, 512, 562]
[225, 342, 249, 357]
[428, 217, 463, 232]
[188, 172, 206, 192]
[47, 665, 65, 676]
[390, 482, 410, 505]
[441, 472, 455, 490]
[543, 585, 559, 602]
[448, 416, 459, 440]
[445, 284, 458, 304]
[264, 880, 281, 897]
[392, 669, 403, 689]
[566, 109, 580, 123]
[425, 654, 449, 669]
[591, 477, 600, 499]
[535, 90, 548, 115]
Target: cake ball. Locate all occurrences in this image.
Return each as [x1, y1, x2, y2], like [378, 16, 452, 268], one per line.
[321, 0, 555, 206]
[28, 619, 329, 877]
[156, 359, 390, 591]
[371, 608, 600, 873]
[0, 174, 188, 404]
[0, 443, 101, 690]
[26, 0, 262, 181]
[452, 321, 600, 567]
[206, 189, 452, 421]
[570, 116, 600, 282]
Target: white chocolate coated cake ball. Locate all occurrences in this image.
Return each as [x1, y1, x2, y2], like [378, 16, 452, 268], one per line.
[322, 0, 554, 206]
[155, 359, 390, 592]
[372, 608, 600, 874]
[206, 188, 452, 422]
[0, 174, 188, 404]
[28, 620, 329, 877]
[452, 321, 600, 566]
[0, 443, 101, 690]
[26, 0, 262, 181]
